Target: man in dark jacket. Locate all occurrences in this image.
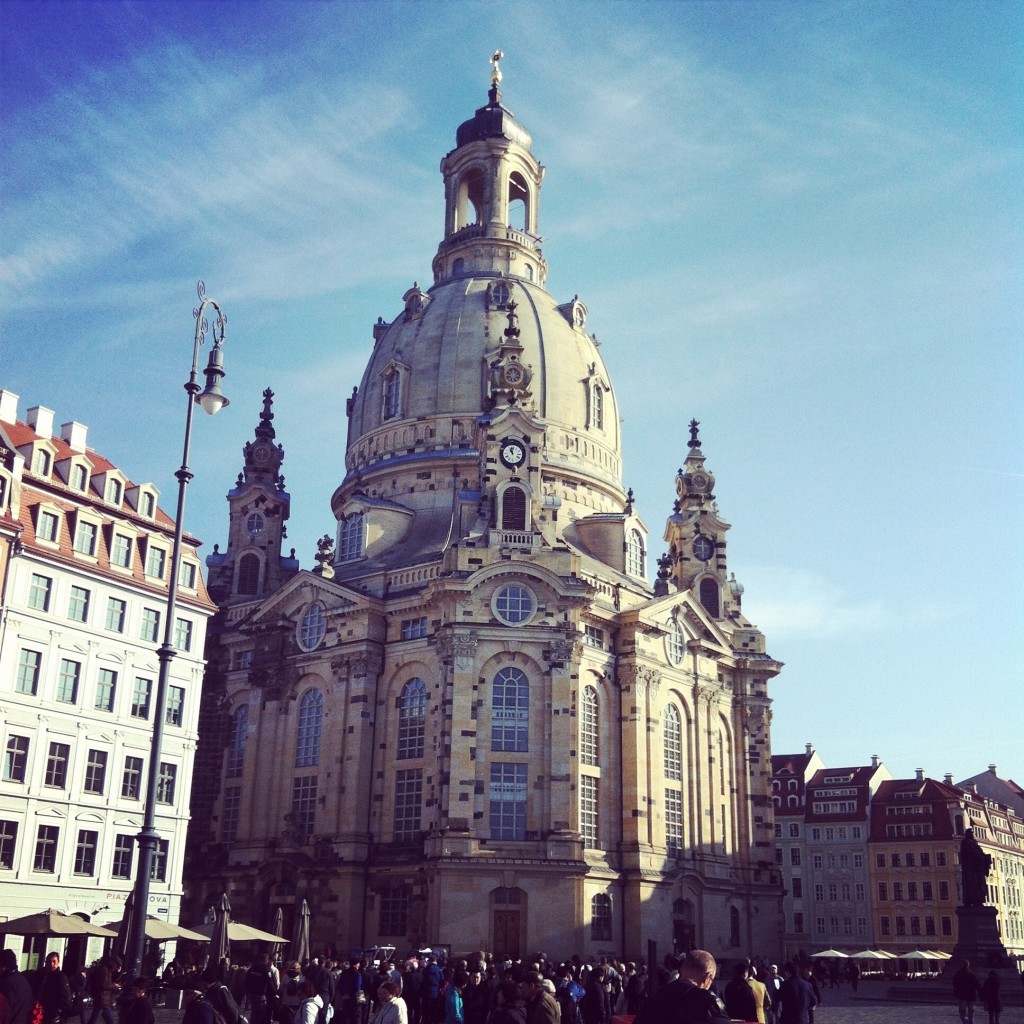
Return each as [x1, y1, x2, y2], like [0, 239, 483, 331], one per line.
[952, 960, 983, 1024]
[0, 950, 33, 1024]
[35, 953, 72, 1024]
[633, 951, 730, 1024]
[775, 963, 815, 1024]
[722, 963, 757, 1024]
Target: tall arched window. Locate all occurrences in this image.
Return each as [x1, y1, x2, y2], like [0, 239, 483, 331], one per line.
[237, 553, 260, 595]
[338, 513, 364, 561]
[492, 667, 529, 752]
[398, 678, 427, 759]
[227, 705, 248, 779]
[456, 168, 485, 230]
[663, 705, 682, 781]
[501, 486, 527, 531]
[699, 577, 721, 617]
[591, 385, 604, 430]
[383, 369, 401, 419]
[580, 686, 599, 766]
[626, 530, 645, 577]
[591, 893, 612, 941]
[508, 171, 530, 231]
[296, 689, 323, 768]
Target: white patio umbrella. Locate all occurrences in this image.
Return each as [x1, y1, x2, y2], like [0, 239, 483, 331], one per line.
[810, 949, 849, 958]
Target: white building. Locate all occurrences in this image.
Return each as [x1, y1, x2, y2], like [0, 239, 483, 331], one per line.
[0, 389, 215, 970]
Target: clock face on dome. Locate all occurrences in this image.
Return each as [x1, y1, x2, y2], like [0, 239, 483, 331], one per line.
[252, 445, 270, 463]
[502, 364, 524, 386]
[693, 535, 714, 561]
[499, 439, 526, 468]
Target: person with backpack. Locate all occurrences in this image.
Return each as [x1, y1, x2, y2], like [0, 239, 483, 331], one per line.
[0, 949, 33, 1024]
[203, 971, 243, 1024]
[296, 982, 323, 1024]
[84, 957, 121, 1024]
[34, 953, 72, 1024]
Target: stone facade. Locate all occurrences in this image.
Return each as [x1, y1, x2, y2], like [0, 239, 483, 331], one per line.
[184, 64, 783, 962]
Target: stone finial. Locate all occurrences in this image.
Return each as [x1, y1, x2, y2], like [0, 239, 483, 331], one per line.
[688, 419, 700, 449]
[312, 533, 335, 579]
[255, 387, 276, 440]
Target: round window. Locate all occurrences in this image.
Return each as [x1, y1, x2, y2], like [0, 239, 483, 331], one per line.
[492, 584, 535, 626]
[247, 512, 265, 537]
[297, 602, 326, 651]
[665, 619, 686, 666]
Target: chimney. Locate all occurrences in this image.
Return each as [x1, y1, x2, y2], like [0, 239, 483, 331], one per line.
[944, 774, 954, 785]
[61, 421, 89, 453]
[0, 390, 18, 424]
[915, 768, 924, 782]
[988, 764, 997, 775]
[871, 755, 880, 768]
[26, 405, 55, 439]
[805, 743, 814, 756]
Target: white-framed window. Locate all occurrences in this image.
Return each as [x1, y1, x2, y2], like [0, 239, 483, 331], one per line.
[398, 678, 427, 760]
[492, 667, 529, 752]
[105, 597, 126, 633]
[145, 545, 167, 580]
[56, 659, 80, 703]
[580, 775, 599, 847]
[34, 825, 59, 872]
[583, 624, 605, 649]
[73, 518, 99, 556]
[140, 607, 160, 643]
[95, 668, 117, 712]
[84, 750, 107, 795]
[394, 768, 423, 840]
[173, 617, 193, 652]
[36, 508, 60, 544]
[131, 677, 151, 719]
[111, 835, 134, 878]
[591, 383, 604, 430]
[580, 685, 599, 766]
[67, 585, 90, 623]
[140, 491, 156, 518]
[16, 649, 41, 695]
[489, 762, 527, 840]
[663, 704, 682, 780]
[297, 602, 326, 651]
[665, 788, 683, 854]
[626, 529, 645, 577]
[45, 742, 70, 790]
[178, 561, 197, 589]
[156, 762, 177, 804]
[166, 685, 185, 727]
[111, 533, 133, 569]
[71, 463, 88, 491]
[296, 689, 323, 768]
[383, 368, 402, 419]
[28, 573, 52, 611]
[591, 893, 612, 941]
[338, 513, 364, 561]
[227, 705, 248, 779]
[32, 448, 52, 477]
[105, 478, 123, 505]
[665, 619, 685, 665]
[121, 756, 143, 798]
[492, 583, 535, 625]
[291, 775, 317, 841]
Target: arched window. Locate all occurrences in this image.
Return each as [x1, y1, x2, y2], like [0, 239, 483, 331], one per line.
[626, 530, 645, 578]
[508, 171, 530, 231]
[492, 667, 529, 752]
[296, 689, 323, 768]
[580, 686, 599, 766]
[227, 705, 248, 779]
[237, 553, 260, 595]
[338, 513, 364, 561]
[663, 705, 682, 781]
[591, 385, 604, 430]
[591, 893, 612, 941]
[665, 620, 685, 665]
[298, 602, 326, 651]
[398, 678, 427, 760]
[456, 168, 485, 230]
[699, 577, 720, 617]
[501, 486, 527, 531]
[383, 369, 401, 419]
[33, 449, 51, 477]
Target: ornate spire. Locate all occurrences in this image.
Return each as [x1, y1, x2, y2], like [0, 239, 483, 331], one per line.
[255, 387, 276, 441]
[688, 418, 700, 449]
[489, 49, 504, 106]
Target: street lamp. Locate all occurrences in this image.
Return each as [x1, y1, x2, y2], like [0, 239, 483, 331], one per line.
[125, 281, 230, 978]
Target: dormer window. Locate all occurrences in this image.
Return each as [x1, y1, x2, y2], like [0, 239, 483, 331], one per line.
[383, 369, 401, 419]
[626, 529, 646, 578]
[592, 385, 604, 431]
[139, 490, 156, 518]
[110, 532, 134, 569]
[73, 516, 99, 557]
[35, 506, 61, 545]
[338, 512, 365, 561]
[71, 463, 88, 491]
[145, 544, 167, 580]
[32, 448, 51, 477]
[106, 478, 123, 506]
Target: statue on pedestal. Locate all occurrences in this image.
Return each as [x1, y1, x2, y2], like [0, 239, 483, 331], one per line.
[960, 828, 993, 907]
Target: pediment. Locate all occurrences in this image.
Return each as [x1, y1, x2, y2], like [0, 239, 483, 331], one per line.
[243, 570, 372, 628]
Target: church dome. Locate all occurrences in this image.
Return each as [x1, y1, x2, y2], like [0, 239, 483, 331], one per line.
[333, 56, 627, 552]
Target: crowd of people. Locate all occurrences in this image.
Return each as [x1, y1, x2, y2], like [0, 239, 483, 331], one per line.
[0, 944, 1017, 1024]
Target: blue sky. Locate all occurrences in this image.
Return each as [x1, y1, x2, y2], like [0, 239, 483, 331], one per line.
[2, 1, 1021, 785]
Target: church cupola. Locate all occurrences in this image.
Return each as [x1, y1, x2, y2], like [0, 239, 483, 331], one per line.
[432, 52, 548, 287]
[205, 388, 299, 604]
[661, 420, 733, 617]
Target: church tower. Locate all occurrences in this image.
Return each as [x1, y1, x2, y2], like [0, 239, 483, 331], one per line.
[187, 57, 783, 962]
[205, 388, 299, 603]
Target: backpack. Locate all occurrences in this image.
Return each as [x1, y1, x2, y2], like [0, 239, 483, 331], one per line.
[30, 1003, 44, 1024]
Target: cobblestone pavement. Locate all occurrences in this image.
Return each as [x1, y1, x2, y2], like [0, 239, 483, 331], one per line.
[788, 983, 1023, 1023]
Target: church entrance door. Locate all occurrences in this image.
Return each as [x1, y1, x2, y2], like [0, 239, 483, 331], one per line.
[493, 910, 521, 958]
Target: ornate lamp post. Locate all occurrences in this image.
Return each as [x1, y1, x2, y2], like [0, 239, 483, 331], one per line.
[125, 281, 230, 977]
